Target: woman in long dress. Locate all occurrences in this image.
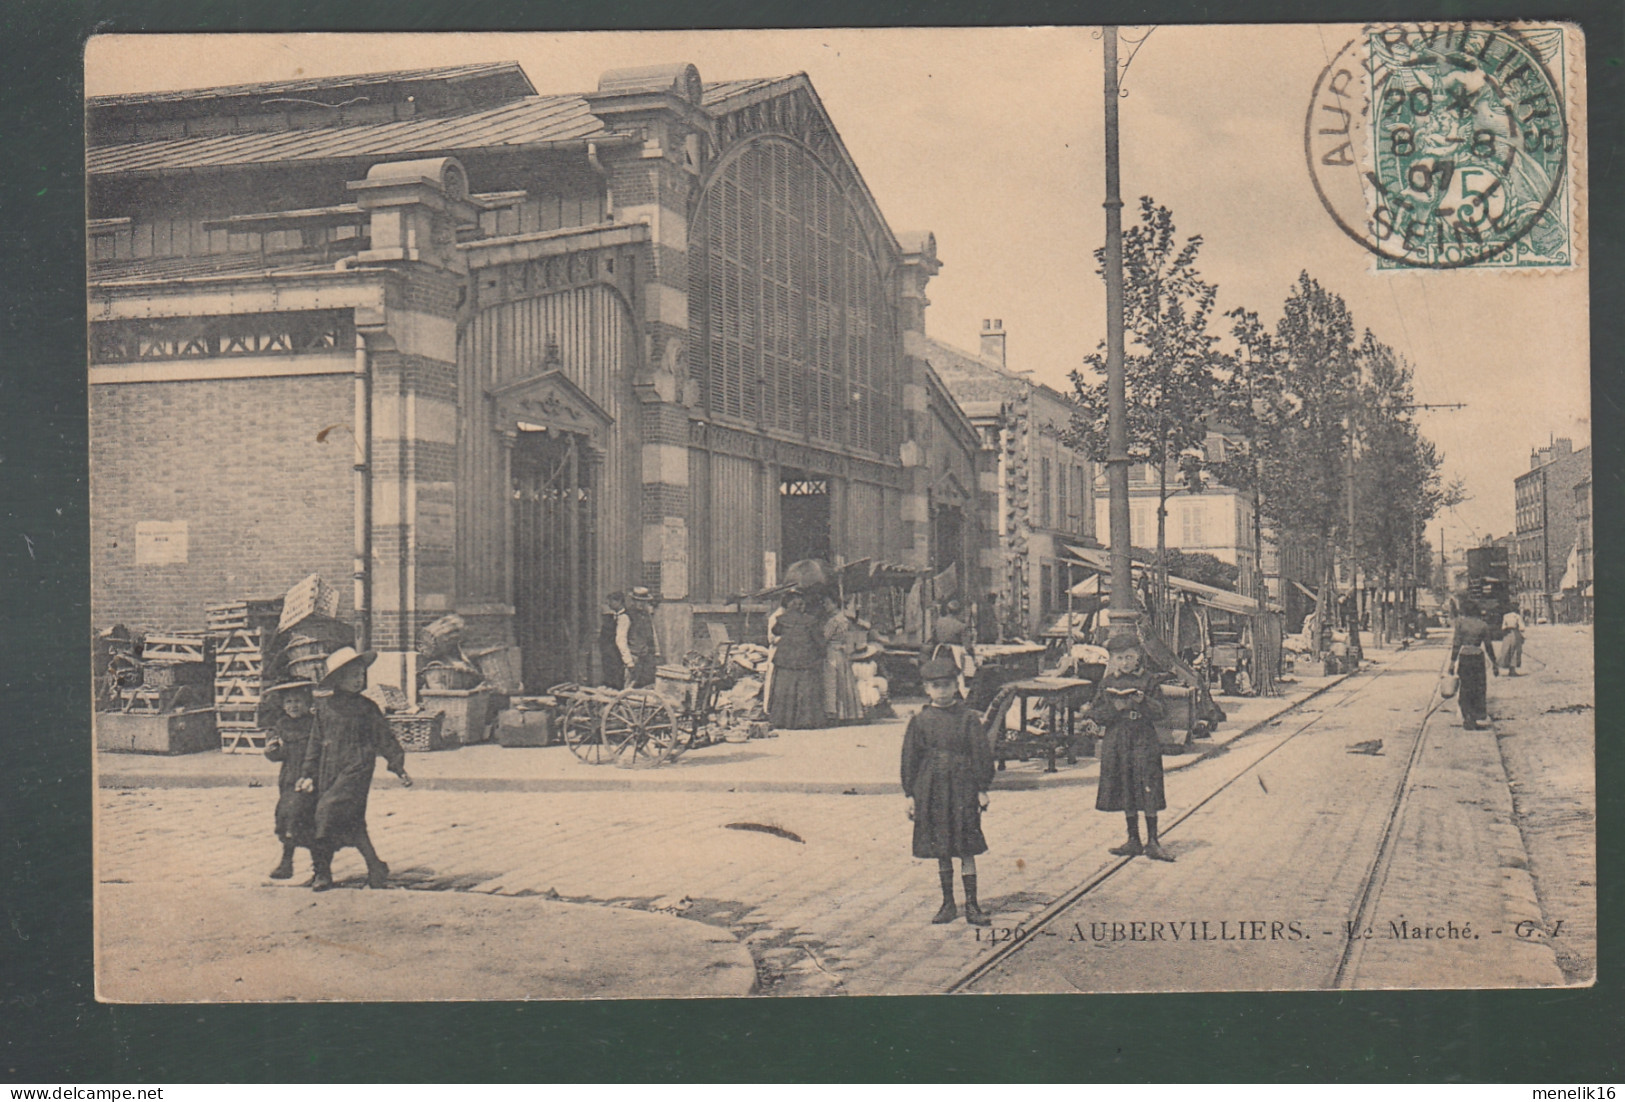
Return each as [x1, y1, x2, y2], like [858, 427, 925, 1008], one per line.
[768, 595, 826, 729]
[1450, 602, 1499, 730]
[822, 600, 865, 724]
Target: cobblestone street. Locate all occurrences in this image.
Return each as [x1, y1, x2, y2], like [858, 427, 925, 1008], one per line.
[95, 633, 1593, 999]
[967, 633, 1589, 993]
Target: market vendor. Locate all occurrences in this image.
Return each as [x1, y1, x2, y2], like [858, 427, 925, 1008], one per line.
[616, 587, 660, 688]
[599, 591, 626, 688]
[768, 593, 826, 729]
[822, 598, 867, 724]
[923, 598, 976, 694]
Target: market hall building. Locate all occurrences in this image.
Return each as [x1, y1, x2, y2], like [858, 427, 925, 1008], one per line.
[87, 61, 987, 695]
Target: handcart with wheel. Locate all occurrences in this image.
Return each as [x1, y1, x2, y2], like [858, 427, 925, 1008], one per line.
[548, 644, 741, 767]
[549, 683, 680, 767]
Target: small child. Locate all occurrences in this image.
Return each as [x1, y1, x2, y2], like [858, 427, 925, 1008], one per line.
[901, 655, 995, 926]
[1088, 634, 1175, 862]
[262, 678, 318, 881]
[296, 647, 412, 891]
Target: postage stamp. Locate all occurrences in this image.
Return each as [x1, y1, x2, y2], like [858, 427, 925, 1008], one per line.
[1306, 23, 1579, 270]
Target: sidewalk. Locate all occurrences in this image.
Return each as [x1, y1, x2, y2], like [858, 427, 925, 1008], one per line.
[96, 660, 1374, 795]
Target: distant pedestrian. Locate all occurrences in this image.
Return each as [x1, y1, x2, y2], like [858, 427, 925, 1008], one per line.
[297, 647, 412, 891]
[1499, 609, 1526, 675]
[262, 677, 318, 881]
[1088, 634, 1174, 862]
[901, 655, 994, 926]
[616, 587, 660, 688]
[1449, 601, 1499, 730]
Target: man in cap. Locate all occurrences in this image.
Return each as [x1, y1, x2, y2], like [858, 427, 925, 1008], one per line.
[295, 646, 412, 891]
[616, 586, 661, 688]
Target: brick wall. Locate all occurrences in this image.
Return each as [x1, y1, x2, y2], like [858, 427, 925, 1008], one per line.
[90, 374, 355, 632]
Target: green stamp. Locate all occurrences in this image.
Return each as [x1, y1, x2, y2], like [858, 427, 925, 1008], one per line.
[1307, 24, 1573, 270]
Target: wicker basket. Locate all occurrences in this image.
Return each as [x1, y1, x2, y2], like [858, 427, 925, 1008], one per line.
[423, 664, 481, 691]
[284, 635, 328, 662]
[388, 711, 451, 752]
[288, 656, 329, 684]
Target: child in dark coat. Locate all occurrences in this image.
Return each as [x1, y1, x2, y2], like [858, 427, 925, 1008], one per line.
[901, 656, 995, 925]
[1088, 634, 1175, 862]
[263, 678, 318, 880]
[296, 647, 412, 891]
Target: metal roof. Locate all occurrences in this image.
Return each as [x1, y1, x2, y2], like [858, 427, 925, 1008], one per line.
[88, 94, 617, 176]
[89, 252, 343, 284]
[87, 62, 535, 108]
[701, 76, 798, 109]
[88, 72, 816, 178]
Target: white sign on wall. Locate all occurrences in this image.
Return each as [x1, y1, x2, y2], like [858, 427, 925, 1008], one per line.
[134, 520, 188, 565]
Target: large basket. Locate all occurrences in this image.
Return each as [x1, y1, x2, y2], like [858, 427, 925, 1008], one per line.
[388, 712, 451, 752]
[287, 656, 329, 684]
[423, 663, 481, 691]
[284, 634, 328, 662]
[416, 614, 466, 660]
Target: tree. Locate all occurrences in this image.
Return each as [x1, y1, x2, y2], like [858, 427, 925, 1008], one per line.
[1214, 273, 1357, 656]
[1068, 198, 1227, 606]
[1347, 331, 1462, 639]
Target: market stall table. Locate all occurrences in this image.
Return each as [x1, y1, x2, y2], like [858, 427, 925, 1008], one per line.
[985, 675, 1095, 773]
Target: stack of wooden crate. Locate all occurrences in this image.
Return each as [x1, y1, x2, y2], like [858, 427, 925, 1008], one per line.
[206, 601, 278, 753]
[118, 633, 213, 714]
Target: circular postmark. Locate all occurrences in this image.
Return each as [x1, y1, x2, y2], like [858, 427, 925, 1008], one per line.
[1306, 23, 1570, 269]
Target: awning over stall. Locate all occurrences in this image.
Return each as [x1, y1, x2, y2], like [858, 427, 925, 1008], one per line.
[1063, 545, 1281, 615]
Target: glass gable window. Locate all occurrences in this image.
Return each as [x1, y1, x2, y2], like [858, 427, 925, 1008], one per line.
[690, 137, 897, 455]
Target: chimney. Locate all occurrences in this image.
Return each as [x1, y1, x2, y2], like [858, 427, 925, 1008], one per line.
[1554, 437, 1573, 456]
[981, 318, 1006, 368]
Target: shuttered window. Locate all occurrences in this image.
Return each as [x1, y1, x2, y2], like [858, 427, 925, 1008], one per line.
[691, 137, 895, 454]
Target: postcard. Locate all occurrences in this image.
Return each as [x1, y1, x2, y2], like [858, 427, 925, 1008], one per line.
[87, 25, 1592, 1000]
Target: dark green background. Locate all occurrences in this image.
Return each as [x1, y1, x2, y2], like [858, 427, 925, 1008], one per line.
[4, 0, 1620, 1083]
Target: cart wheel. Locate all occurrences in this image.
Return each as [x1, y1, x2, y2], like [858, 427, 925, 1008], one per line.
[665, 715, 704, 761]
[562, 697, 610, 763]
[601, 689, 678, 767]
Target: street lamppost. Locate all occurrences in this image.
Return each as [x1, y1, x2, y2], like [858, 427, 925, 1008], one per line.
[1103, 26, 1134, 642]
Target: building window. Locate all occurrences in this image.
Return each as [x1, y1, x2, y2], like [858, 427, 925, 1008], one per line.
[1057, 463, 1068, 530]
[1039, 457, 1052, 529]
[1181, 503, 1204, 547]
[689, 137, 897, 454]
[1041, 563, 1055, 616]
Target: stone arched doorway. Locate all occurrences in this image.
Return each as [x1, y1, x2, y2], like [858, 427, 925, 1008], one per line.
[489, 368, 613, 690]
